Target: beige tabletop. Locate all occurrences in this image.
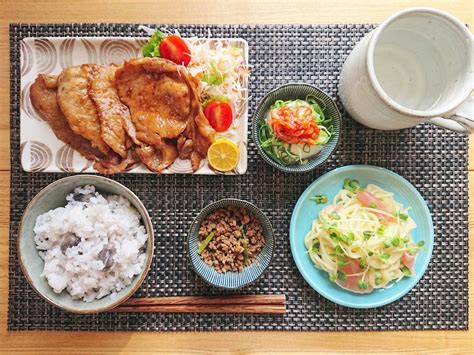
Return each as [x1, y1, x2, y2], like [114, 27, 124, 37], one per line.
[0, 0, 473, 353]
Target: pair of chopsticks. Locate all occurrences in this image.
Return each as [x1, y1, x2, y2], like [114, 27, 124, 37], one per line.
[112, 294, 286, 314]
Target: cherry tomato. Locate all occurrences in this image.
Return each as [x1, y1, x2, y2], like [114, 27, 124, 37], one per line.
[204, 101, 233, 132]
[159, 35, 191, 66]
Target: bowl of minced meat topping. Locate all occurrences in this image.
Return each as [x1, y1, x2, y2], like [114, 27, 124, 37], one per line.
[188, 199, 274, 289]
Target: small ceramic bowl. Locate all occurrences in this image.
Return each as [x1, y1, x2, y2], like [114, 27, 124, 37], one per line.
[187, 199, 274, 289]
[252, 83, 341, 173]
[18, 175, 154, 314]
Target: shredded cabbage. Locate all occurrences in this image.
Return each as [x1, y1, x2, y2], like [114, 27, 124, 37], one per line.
[186, 38, 250, 118]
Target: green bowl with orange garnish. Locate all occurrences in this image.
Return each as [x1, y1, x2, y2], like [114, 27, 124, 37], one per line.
[252, 83, 341, 173]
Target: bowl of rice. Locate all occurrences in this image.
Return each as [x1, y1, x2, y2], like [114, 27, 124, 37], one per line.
[18, 175, 154, 314]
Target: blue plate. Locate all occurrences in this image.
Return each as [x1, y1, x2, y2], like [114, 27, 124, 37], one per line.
[290, 165, 434, 308]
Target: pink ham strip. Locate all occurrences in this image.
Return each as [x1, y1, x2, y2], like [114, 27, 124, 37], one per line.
[335, 258, 373, 294]
[356, 191, 394, 224]
[401, 251, 417, 274]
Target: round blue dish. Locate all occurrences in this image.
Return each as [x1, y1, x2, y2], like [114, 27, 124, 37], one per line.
[290, 165, 434, 308]
[252, 83, 341, 173]
[188, 199, 274, 289]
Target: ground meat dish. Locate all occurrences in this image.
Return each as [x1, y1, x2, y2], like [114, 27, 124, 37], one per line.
[198, 206, 265, 273]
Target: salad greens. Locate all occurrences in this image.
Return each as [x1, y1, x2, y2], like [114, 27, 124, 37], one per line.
[142, 30, 167, 58]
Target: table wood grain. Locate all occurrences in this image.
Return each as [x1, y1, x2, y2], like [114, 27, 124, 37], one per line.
[1, 0, 472, 353]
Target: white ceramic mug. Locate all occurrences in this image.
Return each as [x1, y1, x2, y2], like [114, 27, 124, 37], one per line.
[339, 8, 474, 132]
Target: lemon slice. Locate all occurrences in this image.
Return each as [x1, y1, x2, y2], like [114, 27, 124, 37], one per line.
[207, 139, 240, 172]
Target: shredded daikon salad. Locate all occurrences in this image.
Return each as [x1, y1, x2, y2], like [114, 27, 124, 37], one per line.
[305, 179, 424, 294]
[187, 39, 249, 117]
[139, 26, 250, 119]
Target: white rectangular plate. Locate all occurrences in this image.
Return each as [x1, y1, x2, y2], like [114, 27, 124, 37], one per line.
[20, 37, 248, 174]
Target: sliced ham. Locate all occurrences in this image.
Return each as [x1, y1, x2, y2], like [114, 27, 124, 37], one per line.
[356, 191, 393, 224]
[401, 251, 417, 274]
[335, 258, 373, 294]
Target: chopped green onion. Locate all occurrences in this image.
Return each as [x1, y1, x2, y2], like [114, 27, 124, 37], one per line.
[398, 212, 409, 221]
[369, 202, 377, 209]
[329, 233, 339, 243]
[337, 271, 346, 281]
[417, 240, 425, 247]
[368, 251, 374, 256]
[400, 266, 411, 276]
[271, 100, 286, 109]
[343, 178, 360, 192]
[202, 59, 226, 86]
[374, 270, 383, 285]
[358, 280, 368, 289]
[335, 245, 344, 254]
[377, 225, 385, 235]
[383, 240, 391, 248]
[339, 234, 352, 245]
[380, 253, 390, 260]
[309, 194, 328, 204]
[336, 257, 349, 267]
[331, 211, 341, 220]
[316, 130, 330, 145]
[311, 242, 320, 253]
[363, 231, 374, 240]
[329, 273, 337, 282]
[258, 120, 302, 166]
[358, 259, 367, 269]
[391, 236, 401, 247]
[198, 232, 215, 255]
[326, 224, 337, 232]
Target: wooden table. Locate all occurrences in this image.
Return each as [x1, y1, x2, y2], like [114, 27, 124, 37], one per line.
[1, 1, 472, 353]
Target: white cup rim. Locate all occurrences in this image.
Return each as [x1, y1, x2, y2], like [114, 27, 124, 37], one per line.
[366, 7, 473, 119]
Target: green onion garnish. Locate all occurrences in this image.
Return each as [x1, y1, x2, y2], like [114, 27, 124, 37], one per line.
[309, 194, 328, 204]
[380, 253, 390, 260]
[198, 232, 215, 255]
[358, 280, 368, 289]
[401, 266, 412, 276]
[398, 212, 409, 221]
[363, 231, 374, 240]
[391, 236, 401, 247]
[343, 178, 360, 192]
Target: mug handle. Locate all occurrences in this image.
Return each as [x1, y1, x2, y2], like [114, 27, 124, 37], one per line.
[429, 96, 474, 133]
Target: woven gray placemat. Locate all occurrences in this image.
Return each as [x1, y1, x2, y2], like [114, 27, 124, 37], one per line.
[8, 23, 469, 331]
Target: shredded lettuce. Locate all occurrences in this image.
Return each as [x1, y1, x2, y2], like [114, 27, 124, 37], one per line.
[187, 40, 249, 117]
[142, 30, 167, 58]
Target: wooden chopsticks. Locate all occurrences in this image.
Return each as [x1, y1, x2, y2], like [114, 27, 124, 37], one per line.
[112, 294, 286, 314]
